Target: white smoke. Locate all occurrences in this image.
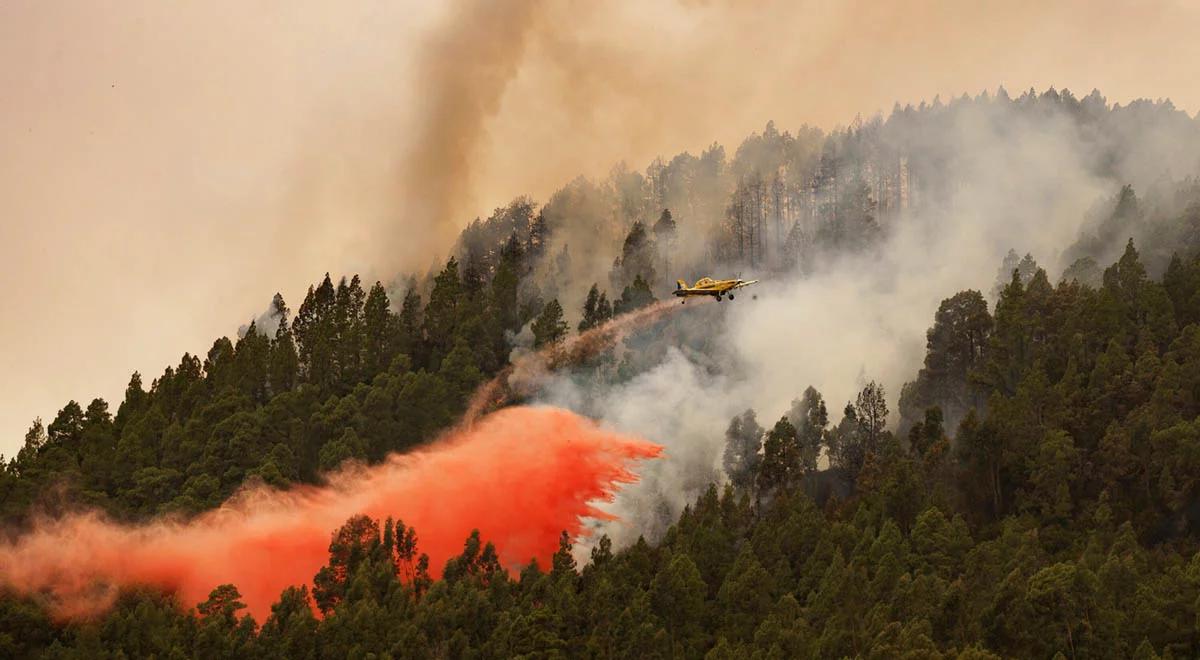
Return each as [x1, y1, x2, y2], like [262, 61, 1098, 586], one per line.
[535, 96, 1181, 556]
[539, 348, 743, 548]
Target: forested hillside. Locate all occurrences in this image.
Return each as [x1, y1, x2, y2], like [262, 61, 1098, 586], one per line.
[4, 88, 1200, 658]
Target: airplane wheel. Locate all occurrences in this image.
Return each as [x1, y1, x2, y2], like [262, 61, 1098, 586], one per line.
[729, 294, 735, 300]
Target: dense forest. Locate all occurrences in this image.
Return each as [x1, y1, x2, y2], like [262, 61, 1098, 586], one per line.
[4, 88, 1200, 657]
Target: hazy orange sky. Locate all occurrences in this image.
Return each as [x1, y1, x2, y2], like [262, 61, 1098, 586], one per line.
[2, 0, 1199, 455]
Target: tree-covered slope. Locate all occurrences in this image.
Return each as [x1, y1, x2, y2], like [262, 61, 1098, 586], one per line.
[5, 89, 1200, 658]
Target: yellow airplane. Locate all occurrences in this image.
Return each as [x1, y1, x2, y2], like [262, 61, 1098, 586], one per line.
[673, 276, 760, 302]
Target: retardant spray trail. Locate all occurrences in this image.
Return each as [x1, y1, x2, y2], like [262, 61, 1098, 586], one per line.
[463, 297, 706, 424]
[0, 407, 660, 621]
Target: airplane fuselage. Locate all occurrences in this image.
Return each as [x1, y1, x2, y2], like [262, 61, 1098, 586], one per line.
[673, 277, 758, 301]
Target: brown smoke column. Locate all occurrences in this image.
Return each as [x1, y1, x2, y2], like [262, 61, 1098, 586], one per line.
[401, 0, 546, 256]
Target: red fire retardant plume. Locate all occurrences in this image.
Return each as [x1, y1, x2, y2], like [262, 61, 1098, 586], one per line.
[0, 406, 661, 620]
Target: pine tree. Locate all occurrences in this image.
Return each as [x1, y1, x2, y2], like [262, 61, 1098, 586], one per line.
[899, 289, 992, 432]
[615, 275, 656, 315]
[423, 258, 464, 369]
[611, 221, 657, 291]
[313, 515, 381, 614]
[653, 209, 678, 277]
[652, 208, 677, 239]
[716, 545, 774, 643]
[269, 319, 299, 395]
[788, 386, 828, 473]
[114, 371, 147, 432]
[398, 283, 423, 364]
[551, 531, 577, 578]
[579, 284, 609, 332]
[293, 274, 336, 388]
[491, 257, 520, 335]
[531, 299, 568, 348]
[233, 321, 270, 402]
[723, 409, 763, 491]
[596, 292, 613, 325]
[650, 552, 707, 652]
[757, 416, 801, 497]
[362, 281, 395, 379]
[854, 381, 888, 454]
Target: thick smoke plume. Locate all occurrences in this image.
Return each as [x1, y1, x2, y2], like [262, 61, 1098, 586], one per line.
[529, 94, 1200, 552]
[402, 0, 545, 255]
[0, 407, 659, 620]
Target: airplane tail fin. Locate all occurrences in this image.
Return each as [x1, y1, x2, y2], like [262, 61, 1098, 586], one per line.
[676, 279, 687, 290]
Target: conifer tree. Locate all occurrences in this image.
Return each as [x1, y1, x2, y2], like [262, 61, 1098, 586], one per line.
[531, 299, 568, 348]
[615, 275, 656, 314]
[758, 416, 801, 496]
[723, 409, 763, 491]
